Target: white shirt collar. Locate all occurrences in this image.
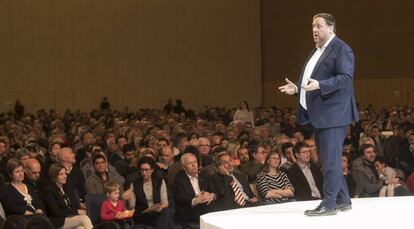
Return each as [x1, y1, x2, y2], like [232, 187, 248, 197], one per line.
[317, 34, 335, 51]
[187, 173, 198, 180]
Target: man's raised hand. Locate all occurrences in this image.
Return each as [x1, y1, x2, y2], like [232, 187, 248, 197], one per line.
[278, 78, 297, 95]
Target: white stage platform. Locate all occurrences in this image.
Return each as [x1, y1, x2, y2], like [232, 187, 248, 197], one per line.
[200, 196, 414, 229]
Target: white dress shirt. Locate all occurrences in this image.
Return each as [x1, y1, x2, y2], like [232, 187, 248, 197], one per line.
[188, 174, 201, 195]
[300, 34, 335, 110]
[189, 174, 202, 206]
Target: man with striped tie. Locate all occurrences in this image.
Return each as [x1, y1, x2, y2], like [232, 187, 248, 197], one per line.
[211, 152, 258, 211]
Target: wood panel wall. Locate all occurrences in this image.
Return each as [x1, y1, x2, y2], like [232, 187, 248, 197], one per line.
[0, 0, 261, 112]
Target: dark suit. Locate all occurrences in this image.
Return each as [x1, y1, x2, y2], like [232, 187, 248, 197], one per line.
[296, 36, 359, 209]
[287, 163, 323, 201]
[210, 171, 255, 211]
[66, 166, 86, 202]
[173, 170, 213, 227]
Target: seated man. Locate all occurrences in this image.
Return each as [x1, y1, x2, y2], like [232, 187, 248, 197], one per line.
[86, 153, 125, 194]
[57, 147, 86, 204]
[238, 145, 265, 183]
[287, 142, 323, 201]
[157, 146, 174, 179]
[173, 153, 215, 229]
[352, 144, 410, 197]
[114, 143, 136, 178]
[24, 158, 47, 194]
[280, 142, 295, 172]
[211, 152, 257, 211]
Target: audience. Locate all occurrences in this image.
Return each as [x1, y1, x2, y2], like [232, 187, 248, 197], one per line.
[352, 144, 410, 197]
[238, 145, 265, 183]
[100, 181, 131, 229]
[233, 100, 255, 128]
[341, 154, 356, 198]
[173, 153, 215, 228]
[132, 157, 172, 228]
[287, 142, 323, 201]
[0, 103, 411, 228]
[211, 152, 257, 211]
[57, 147, 86, 205]
[23, 158, 45, 194]
[374, 156, 400, 197]
[85, 153, 125, 194]
[257, 151, 294, 203]
[41, 163, 93, 229]
[1, 159, 45, 217]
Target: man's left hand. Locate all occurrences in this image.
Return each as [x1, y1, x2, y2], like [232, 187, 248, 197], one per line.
[301, 79, 320, 91]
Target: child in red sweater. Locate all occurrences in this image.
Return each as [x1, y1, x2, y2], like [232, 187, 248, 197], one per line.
[100, 181, 133, 229]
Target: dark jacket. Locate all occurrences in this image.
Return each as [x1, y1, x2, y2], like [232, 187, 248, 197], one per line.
[210, 171, 255, 211]
[351, 157, 383, 197]
[296, 36, 359, 128]
[287, 162, 323, 201]
[173, 170, 213, 226]
[41, 183, 81, 228]
[66, 166, 86, 202]
[0, 183, 45, 216]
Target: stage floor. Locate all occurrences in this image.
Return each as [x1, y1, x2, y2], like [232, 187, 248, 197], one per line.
[200, 196, 414, 229]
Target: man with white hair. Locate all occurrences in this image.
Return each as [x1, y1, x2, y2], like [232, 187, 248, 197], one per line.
[173, 153, 215, 228]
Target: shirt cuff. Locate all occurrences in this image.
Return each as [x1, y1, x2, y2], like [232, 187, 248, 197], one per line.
[191, 198, 197, 206]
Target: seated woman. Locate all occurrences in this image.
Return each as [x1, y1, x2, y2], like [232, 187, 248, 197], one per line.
[1, 158, 45, 217]
[41, 163, 93, 229]
[132, 157, 172, 228]
[256, 151, 294, 203]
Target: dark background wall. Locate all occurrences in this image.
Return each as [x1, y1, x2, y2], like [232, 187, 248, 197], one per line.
[0, 0, 261, 112]
[262, 0, 414, 108]
[1, 0, 413, 112]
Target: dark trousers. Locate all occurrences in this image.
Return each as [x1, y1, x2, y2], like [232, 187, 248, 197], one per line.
[314, 126, 351, 209]
[134, 208, 173, 229]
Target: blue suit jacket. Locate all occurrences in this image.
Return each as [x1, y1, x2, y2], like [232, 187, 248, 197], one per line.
[296, 36, 359, 129]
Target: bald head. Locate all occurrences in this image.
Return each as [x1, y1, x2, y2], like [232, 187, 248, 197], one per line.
[25, 158, 41, 181]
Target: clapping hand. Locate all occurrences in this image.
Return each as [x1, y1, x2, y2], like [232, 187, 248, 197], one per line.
[278, 78, 297, 95]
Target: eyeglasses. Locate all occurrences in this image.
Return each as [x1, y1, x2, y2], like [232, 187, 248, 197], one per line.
[199, 144, 210, 147]
[140, 168, 152, 173]
[300, 150, 311, 154]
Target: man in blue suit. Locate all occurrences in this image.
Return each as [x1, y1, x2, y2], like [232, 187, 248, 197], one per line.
[279, 13, 359, 216]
